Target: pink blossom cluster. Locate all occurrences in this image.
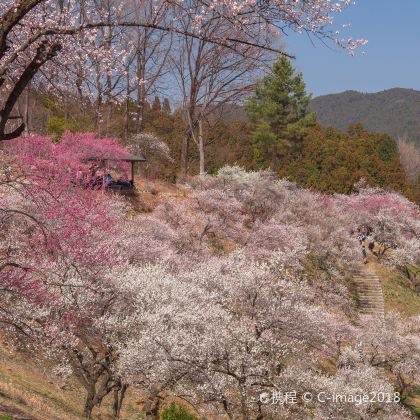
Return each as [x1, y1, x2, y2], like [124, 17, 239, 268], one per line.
[4, 132, 130, 182]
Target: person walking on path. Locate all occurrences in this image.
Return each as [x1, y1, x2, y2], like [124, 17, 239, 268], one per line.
[356, 224, 370, 263]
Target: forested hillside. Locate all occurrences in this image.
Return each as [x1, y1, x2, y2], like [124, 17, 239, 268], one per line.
[10, 82, 419, 202]
[311, 88, 420, 145]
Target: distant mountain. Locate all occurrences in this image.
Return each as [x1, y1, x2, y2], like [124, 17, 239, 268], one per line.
[311, 88, 420, 145]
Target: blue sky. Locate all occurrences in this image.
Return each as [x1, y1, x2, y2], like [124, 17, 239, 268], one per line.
[285, 0, 420, 97]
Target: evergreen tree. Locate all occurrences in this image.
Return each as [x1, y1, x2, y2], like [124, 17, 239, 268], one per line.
[152, 96, 162, 112]
[246, 56, 313, 171]
[162, 98, 171, 115]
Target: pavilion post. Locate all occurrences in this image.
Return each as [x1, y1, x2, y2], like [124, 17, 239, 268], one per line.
[130, 161, 135, 185]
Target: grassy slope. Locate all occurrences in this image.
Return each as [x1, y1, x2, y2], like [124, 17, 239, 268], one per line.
[370, 260, 420, 316]
[370, 260, 420, 416]
[0, 336, 147, 419]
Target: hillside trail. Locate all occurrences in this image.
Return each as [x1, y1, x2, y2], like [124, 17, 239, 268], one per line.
[352, 256, 386, 366]
[353, 257, 385, 320]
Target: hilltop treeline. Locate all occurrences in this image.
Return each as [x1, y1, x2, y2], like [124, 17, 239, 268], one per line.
[312, 88, 420, 146]
[14, 80, 419, 202]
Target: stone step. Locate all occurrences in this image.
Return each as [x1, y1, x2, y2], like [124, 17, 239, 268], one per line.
[354, 281, 381, 284]
[357, 290, 383, 298]
[359, 298, 383, 301]
[360, 308, 384, 313]
[357, 287, 383, 296]
[359, 301, 384, 305]
[354, 272, 379, 274]
[353, 268, 385, 323]
[353, 282, 381, 286]
[358, 289, 383, 293]
[357, 288, 381, 291]
[358, 293, 383, 296]
[356, 281, 382, 284]
[358, 291, 383, 294]
[357, 291, 382, 294]
[359, 315, 385, 319]
[360, 312, 384, 316]
[359, 296, 384, 300]
[360, 307, 384, 310]
[360, 309, 384, 313]
[359, 308, 384, 312]
[359, 297, 383, 300]
[358, 292, 381, 296]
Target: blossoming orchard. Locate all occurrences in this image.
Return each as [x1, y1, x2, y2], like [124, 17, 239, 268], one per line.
[0, 1, 419, 419]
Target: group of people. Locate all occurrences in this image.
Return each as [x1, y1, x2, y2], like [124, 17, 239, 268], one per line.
[75, 163, 133, 190]
[355, 224, 376, 263]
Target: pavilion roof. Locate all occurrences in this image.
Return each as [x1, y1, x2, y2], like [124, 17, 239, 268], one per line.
[85, 153, 146, 162]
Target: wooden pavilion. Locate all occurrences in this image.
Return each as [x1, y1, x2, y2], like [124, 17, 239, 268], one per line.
[85, 153, 146, 189]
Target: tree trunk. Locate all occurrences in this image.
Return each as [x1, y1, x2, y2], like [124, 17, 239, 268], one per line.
[104, 25, 113, 137]
[23, 84, 30, 135]
[182, 107, 196, 176]
[124, 63, 130, 142]
[135, 49, 146, 134]
[182, 130, 190, 176]
[0, 41, 61, 141]
[222, 399, 234, 420]
[198, 118, 205, 175]
[144, 386, 161, 420]
[64, 95, 69, 125]
[239, 381, 249, 420]
[105, 74, 112, 136]
[144, 398, 156, 420]
[151, 398, 161, 419]
[270, 144, 277, 172]
[83, 384, 96, 418]
[112, 383, 128, 419]
[124, 96, 129, 143]
[94, 62, 103, 136]
[136, 95, 145, 135]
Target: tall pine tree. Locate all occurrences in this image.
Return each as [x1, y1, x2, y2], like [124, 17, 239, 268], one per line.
[246, 56, 313, 171]
[162, 98, 171, 116]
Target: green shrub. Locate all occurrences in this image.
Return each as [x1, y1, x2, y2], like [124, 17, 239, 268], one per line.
[46, 116, 74, 139]
[161, 403, 200, 420]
